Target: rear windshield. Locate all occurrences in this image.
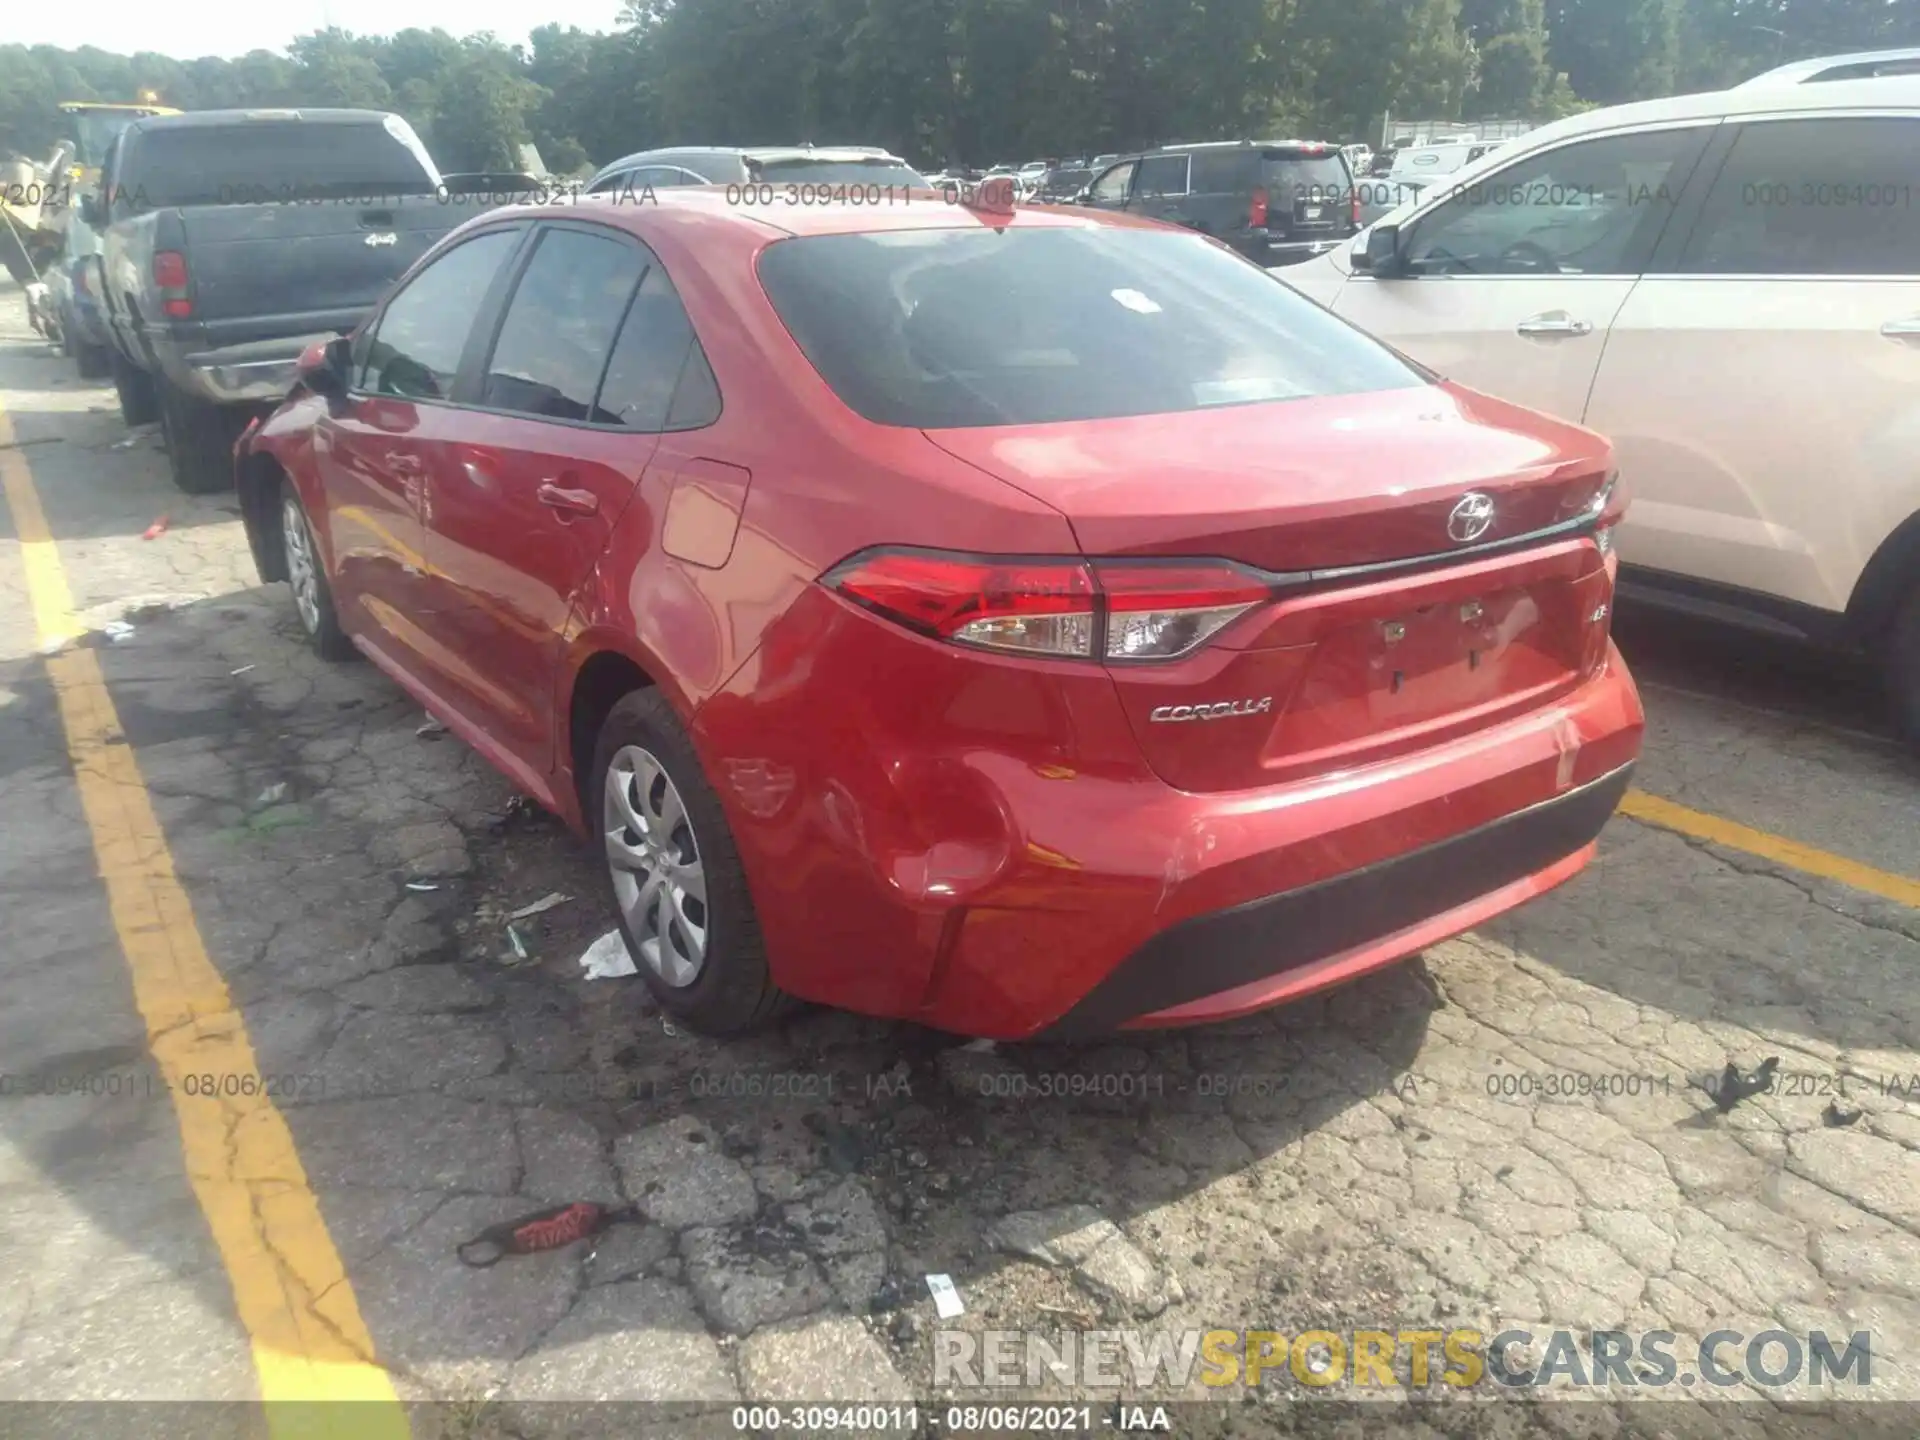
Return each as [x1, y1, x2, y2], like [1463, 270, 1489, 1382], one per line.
[746, 158, 927, 188]
[124, 121, 439, 207]
[1263, 151, 1351, 206]
[757, 227, 1425, 429]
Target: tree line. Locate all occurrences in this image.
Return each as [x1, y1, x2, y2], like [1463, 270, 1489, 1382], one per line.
[3, 0, 1918, 177]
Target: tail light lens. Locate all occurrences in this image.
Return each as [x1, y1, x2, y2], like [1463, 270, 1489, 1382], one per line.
[153, 250, 188, 288]
[1094, 561, 1269, 660]
[1349, 186, 1361, 226]
[826, 548, 1269, 662]
[1248, 186, 1269, 228]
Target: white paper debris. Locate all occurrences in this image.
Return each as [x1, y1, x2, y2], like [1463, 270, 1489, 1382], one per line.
[404, 881, 439, 892]
[230, 664, 255, 676]
[102, 620, 136, 644]
[508, 892, 570, 921]
[416, 715, 448, 737]
[926, 1273, 964, 1319]
[255, 782, 288, 807]
[578, 930, 637, 979]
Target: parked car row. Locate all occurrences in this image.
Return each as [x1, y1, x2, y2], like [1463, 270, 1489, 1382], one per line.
[1282, 67, 1920, 746]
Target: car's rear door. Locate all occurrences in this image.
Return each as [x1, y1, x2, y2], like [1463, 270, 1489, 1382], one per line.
[421, 222, 712, 777]
[1587, 111, 1920, 612]
[1125, 153, 1193, 229]
[1328, 122, 1716, 427]
[318, 225, 525, 672]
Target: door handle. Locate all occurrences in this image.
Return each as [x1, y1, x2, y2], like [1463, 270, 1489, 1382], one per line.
[1881, 318, 1920, 340]
[537, 482, 599, 517]
[1517, 312, 1594, 337]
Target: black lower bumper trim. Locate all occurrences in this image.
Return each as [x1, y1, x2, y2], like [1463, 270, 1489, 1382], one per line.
[1040, 762, 1635, 1039]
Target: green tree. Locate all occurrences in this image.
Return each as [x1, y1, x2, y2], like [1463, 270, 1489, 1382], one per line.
[431, 42, 547, 171]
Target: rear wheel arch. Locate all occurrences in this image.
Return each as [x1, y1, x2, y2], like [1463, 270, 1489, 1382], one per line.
[568, 649, 660, 822]
[1844, 510, 1920, 648]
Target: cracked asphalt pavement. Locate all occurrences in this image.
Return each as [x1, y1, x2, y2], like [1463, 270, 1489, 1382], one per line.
[2, 289, 1918, 1439]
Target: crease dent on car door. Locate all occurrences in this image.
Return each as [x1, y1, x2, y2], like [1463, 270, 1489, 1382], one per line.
[422, 224, 665, 779]
[1329, 122, 1715, 427]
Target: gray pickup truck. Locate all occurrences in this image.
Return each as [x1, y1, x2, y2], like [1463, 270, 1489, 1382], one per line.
[92, 108, 463, 492]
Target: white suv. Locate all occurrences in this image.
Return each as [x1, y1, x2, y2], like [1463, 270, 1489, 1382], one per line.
[1281, 74, 1920, 747]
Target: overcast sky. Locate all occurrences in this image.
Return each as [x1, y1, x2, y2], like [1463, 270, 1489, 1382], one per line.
[14, 0, 630, 59]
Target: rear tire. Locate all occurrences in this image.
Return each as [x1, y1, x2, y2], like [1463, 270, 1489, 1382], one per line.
[592, 689, 791, 1035]
[1888, 583, 1920, 755]
[110, 349, 159, 426]
[279, 483, 356, 662]
[75, 342, 112, 379]
[157, 384, 239, 495]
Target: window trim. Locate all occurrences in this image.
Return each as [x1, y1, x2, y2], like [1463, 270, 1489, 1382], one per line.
[1380, 118, 1719, 281]
[1651, 110, 1920, 282]
[350, 223, 530, 406]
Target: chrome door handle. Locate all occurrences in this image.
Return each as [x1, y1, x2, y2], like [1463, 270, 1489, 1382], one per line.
[1881, 318, 1920, 339]
[537, 482, 599, 517]
[1517, 313, 1593, 337]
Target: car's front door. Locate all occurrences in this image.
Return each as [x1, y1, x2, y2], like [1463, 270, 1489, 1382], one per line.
[1328, 123, 1716, 425]
[1586, 112, 1920, 611]
[316, 226, 524, 672]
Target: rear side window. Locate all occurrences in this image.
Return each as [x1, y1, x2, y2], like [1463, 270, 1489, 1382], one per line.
[1190, 151, 1249, 192]
[757, 227, 1425, 429]
[595, 265, 721, 431]
[1264, 151, 1351, 208]
[360, 230, 519, 399]
[1677, 118, 1920, 277]
[480, 228, 647, 421]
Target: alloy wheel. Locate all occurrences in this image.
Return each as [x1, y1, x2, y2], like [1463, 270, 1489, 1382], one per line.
[281, 494, 322, 634]
[604, 744, 709, 986]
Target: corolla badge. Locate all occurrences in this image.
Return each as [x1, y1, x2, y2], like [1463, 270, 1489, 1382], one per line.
[1447, 491, 1496, 544]
[1149, 697, 1274, 723]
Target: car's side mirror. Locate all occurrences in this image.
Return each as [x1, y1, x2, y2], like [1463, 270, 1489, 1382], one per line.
[297, 335, 353, 400]
[1353, 222, 1405, 277]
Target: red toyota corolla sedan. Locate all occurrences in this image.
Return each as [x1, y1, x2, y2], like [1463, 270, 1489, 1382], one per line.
[235, 187, 1642, 1040]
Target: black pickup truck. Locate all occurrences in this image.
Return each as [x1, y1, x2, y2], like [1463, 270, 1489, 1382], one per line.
[92, 108, 463, 492]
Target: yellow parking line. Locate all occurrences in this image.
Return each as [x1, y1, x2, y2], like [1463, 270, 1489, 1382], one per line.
[1619, 789, 1920, 909]
[0, 412, 407, 1437]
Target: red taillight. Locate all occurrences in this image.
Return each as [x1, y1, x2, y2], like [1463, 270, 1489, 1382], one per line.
[1249, 186, 1269, 228]
[825, 548, 1269, 662]
[153, 250, 188, 288]
[1350, 186, 1361, 226]
[162, 298, 192, 318]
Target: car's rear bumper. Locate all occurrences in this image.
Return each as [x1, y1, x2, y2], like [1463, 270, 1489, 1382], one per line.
[909, 648, 1641, 1038]
[1037, 761, 1631, 1038]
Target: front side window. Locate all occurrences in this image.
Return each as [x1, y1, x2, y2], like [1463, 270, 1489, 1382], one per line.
[1090, 161, 1136, 204]
[1676, 118, 1920, 277]
[480, 227, 648, 421]
[757, 227, 1426, 429]
[1136, 154, 1191, 198]
[360, 229, 520, 399]
[1400, 126, 1709, 277]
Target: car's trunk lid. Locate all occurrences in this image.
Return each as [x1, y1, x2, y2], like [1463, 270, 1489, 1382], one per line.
[924, 384, 1617, 790]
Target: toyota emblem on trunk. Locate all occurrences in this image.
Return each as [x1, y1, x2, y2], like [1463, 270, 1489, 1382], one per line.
[1447, 492, 1496, 543]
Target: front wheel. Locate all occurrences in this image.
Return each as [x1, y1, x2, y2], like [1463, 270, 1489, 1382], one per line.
[1888, 584, 1920, 755]
[593, 690, 790, 1034]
